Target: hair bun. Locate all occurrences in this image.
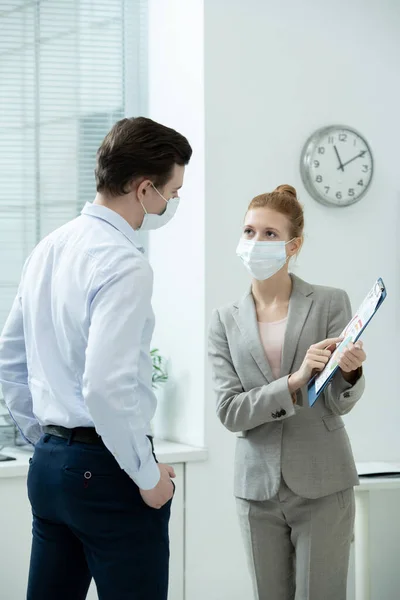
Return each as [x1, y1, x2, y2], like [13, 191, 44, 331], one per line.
[274, 184, 297, 200]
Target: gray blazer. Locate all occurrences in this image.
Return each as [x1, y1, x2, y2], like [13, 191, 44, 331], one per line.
[208, 274, 365, 501]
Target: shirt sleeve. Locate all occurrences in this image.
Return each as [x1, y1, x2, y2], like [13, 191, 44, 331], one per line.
[0, 293, 43, 445]
[82, 256, 160, 490]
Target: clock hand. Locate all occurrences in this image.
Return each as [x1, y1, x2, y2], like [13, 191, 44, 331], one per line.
[334, 145, 345, 172]
[337, 150, 367, 170]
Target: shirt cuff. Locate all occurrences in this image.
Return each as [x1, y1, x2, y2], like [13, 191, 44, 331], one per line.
[132, 455, 160, 490]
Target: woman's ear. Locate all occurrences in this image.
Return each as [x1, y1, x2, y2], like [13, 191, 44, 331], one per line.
[288, 237, 303, 257]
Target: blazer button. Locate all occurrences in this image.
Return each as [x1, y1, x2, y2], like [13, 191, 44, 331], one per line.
[280, 409, 286, 416]
[271, 412, 277, 419]
[343, 392, 351, 398]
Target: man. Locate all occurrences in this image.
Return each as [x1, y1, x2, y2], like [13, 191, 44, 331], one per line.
[0, 117, 192, 599]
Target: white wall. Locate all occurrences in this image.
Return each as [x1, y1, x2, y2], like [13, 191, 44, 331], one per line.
[204, 0, 400, 463]
[147, 0, 206, 447]
[149, 1, 400, 598]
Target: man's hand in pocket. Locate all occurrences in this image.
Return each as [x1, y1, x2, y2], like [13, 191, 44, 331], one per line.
[140, 464, 176, 509]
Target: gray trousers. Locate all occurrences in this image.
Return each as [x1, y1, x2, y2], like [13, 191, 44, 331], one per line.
[236, 477, 355, 600]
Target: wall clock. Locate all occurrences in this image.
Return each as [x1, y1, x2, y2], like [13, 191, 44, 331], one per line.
[300, 125, 373, 207]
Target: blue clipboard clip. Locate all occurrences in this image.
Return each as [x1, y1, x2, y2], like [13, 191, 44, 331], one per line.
[307, 278, 387, 407]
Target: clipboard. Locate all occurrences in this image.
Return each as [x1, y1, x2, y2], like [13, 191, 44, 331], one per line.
[308, 278, 387, 406]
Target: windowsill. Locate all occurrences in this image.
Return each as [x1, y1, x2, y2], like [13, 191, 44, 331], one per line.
[0, 439, 208, 479]
[153, 438, 208, 464]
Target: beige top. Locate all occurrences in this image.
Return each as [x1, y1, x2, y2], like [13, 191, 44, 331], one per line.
[258, 317, 288, 379]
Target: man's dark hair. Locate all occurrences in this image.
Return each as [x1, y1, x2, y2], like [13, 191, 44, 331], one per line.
[95, 117, 192, 196]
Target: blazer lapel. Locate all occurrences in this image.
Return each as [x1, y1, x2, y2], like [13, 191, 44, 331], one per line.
[233, 290, 275, 383]
[280, 274, 314, 377]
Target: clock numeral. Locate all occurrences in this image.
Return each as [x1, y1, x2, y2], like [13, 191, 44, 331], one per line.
[328, 136, 334, 144]
[348, 188, 355, 197]
[318, 146, 325, 154]
[313, 160, 320, 168]
[324, 186, 330, 194]
[339, 133, 347, 142]
[316, 175, 323, 183]
[362, 164, 369, 172]
[336, 191, 342, 200]
[358, 179, 364, 186]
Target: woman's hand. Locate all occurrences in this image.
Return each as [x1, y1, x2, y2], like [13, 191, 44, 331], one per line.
[338, 340, 366, 382]
[288, 337, 343, 393]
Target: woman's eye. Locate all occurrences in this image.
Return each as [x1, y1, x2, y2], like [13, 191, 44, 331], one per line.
[266, 230, 277, 238]
[244, 229, 253, 236]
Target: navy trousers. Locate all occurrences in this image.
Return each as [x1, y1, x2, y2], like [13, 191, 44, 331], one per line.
[26, 434, 171, 600]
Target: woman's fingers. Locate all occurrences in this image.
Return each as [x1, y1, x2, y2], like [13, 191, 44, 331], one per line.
[309, 360, 327, 372]
[307, 349, 331, 363]
[339, 343, 366, 372]
[348, 344, 366, 361]
[306, 338, 366, 376]
[313, 337, 343, 350]
[338, 354, 354, 372]
[306, 358, 329, 373]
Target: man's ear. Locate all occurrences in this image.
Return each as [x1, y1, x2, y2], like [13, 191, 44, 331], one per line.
[136, 178, 152, 201]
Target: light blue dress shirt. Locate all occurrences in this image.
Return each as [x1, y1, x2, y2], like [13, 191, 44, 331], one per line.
[0, 203, 160, 490]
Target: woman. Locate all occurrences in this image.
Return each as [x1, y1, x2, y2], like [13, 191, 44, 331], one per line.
[208, 185, 366, 600]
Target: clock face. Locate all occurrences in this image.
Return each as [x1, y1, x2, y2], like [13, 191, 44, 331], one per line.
[300, 126, 373, 207]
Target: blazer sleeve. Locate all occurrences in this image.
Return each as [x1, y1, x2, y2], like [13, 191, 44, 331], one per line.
[324, 289, 365, 415]
[208, 309, 296, 433]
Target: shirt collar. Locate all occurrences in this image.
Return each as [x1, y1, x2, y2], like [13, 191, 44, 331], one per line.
[81, 202, 144, 253]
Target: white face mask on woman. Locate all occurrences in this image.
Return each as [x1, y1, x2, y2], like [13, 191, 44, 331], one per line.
[139, 184, 180, 231]
[236, 238, 295, 281]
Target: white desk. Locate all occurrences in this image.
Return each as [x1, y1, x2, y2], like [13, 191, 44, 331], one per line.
[355, 463, 400, 600]
[0, 440, 207, 600]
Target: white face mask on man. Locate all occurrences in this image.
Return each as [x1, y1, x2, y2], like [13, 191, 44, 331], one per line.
[236, 238, 295, 281]
[139, 184, 180, 231]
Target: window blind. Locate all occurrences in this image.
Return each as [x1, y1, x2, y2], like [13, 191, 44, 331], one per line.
[0, 0, 148, 332]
